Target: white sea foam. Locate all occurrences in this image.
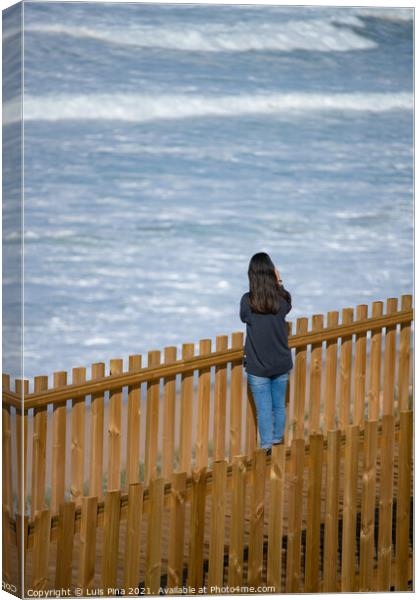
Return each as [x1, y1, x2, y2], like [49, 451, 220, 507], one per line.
[8, 91, 412, 125]
[24, 17, 376, 53]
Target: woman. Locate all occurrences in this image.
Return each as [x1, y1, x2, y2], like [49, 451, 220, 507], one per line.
[240, 252, 293, 454]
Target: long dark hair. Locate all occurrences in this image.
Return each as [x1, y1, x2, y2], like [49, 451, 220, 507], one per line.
[248, 252, 284, 314]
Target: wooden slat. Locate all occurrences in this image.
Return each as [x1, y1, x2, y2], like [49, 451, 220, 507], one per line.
[78, 496, 98, 594]
[286, 438, 305, 592]
[101, 490, 121, 593]
[228, 455, 246, 587]
[382, 299, 398, 416]
[367, 301, 383, 420]
[124, 483, 144, 589]
[213, 335, 228, 462]
[195, 340, 211, 470]
[267, 444, 286, 591]
[18, 307, 413, 411]
[179, 344, 195, 473]
[245, 385, 257, 458]
[126, 356, 142, 485]
[32, 508, 51, 590]
[341, 424, 359, 592]
[144, 350, 160, 485]
[208, 460, 227, 587]
[377, 415, 395, 591]
[188, 467, 207, 589]
[55, 501, 76, 589]
[395, 410, 413, 590]
[90, 363, 105, 497]
[71, 367, 86, 505]
[52, 371, 67, 513]
[398, 295, 412, 411]
[308, 315, 324, 434]
[292, 318, 308, 440]
[229, 332, 244, 459]
[338, 308, 353, 429]
[304, 433, 323, 592]
[32, 375, 49, 518]
[2, 374, 12, 512]
[16, 513, 29, 591]
[145, 478, 164, 594]
[353, 304, 368, 426]
[15, 379, 29, 516]
[248, 448, 267, 587]
[168, 472, 187, 588]
[2, 506, 11, 584]
[359, 420, 378, 591]
[108, 359, 123, 490]
[162, 348, 176, 479]
[323, 429, 341, 592]
[324, 311, 339, 432]
[284, 321, 293, 446]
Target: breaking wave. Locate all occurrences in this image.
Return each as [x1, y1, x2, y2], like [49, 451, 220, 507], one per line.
[7, 91, 412, 125]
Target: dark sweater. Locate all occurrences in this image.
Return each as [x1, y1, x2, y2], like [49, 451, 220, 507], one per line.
[240, 289, 293, 377]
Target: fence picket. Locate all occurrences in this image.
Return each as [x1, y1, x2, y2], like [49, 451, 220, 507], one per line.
[168, 472, 187, 588]
[308, 315, 323, 434]
[179, 344, 195, 473]
[55, 501, 76, 589]
[304, 433, 323, 592]
[228, 455, 246, 587]
[145, 351, 161, 483]
[398, 295, 412, 410]
[32, 375, 48, 517]
[353, 305, 368, 426]
[395, 410, 413, 590]
[101, 490, 121, 593]
[124, 483, 144, 590]
[71, 367, 86, 504]
[90, 363, 105, 497]
[196, 339, 211, 470]
[368, 302, 383, 420]
[162, 348, 176, 479]
[78, 496, 98, 594]
[248, 448, 267, 588]
[383, 299, 398, 416]
[292, 318, 308, 439]
[377, 415, 395, 591]
[324, 311, 339, 432]
[126, 355, 142, 485]
[208, 460, 228, 587]
[323, 429, 341, 592]
[188, 467, 207, 589]
[52, 371, 67, 513]
[145, 478, 164, 594]
[267, 443, 286, 592]
[359, 420, 378, 591]
[230, 332, 244, 459]
[285, 438, 305, 592]
[32, 508, 51, 590]
[15, 379, 29, 516]
[108, 359, 123, 490]
[341, 424, 359, 592]
[338, 308, 353, 429]
[213, 336, 228, 462]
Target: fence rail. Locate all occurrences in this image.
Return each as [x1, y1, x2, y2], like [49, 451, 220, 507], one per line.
[2, 294, 414, 594]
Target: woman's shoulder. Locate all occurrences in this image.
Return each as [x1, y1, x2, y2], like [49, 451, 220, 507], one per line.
[240, 291, 250, 302]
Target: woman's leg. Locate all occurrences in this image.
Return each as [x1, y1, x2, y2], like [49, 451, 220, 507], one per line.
[271, 372, 289, 443]
[247, 373, 273, 449]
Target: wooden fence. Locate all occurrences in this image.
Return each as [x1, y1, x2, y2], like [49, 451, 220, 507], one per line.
[2, 294, 413, 594]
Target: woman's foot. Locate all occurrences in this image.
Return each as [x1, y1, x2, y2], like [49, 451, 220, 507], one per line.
[273, 438, 284, 446]
[266, 447, 272, 456]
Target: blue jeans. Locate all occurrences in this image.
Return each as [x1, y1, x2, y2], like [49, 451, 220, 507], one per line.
[247, 371, 289, 449]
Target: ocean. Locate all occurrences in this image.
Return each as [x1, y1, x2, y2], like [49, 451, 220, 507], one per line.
[3, 2, 413, 380]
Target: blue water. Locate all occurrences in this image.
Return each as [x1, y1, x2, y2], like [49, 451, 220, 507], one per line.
[3, 3, 414, 380]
